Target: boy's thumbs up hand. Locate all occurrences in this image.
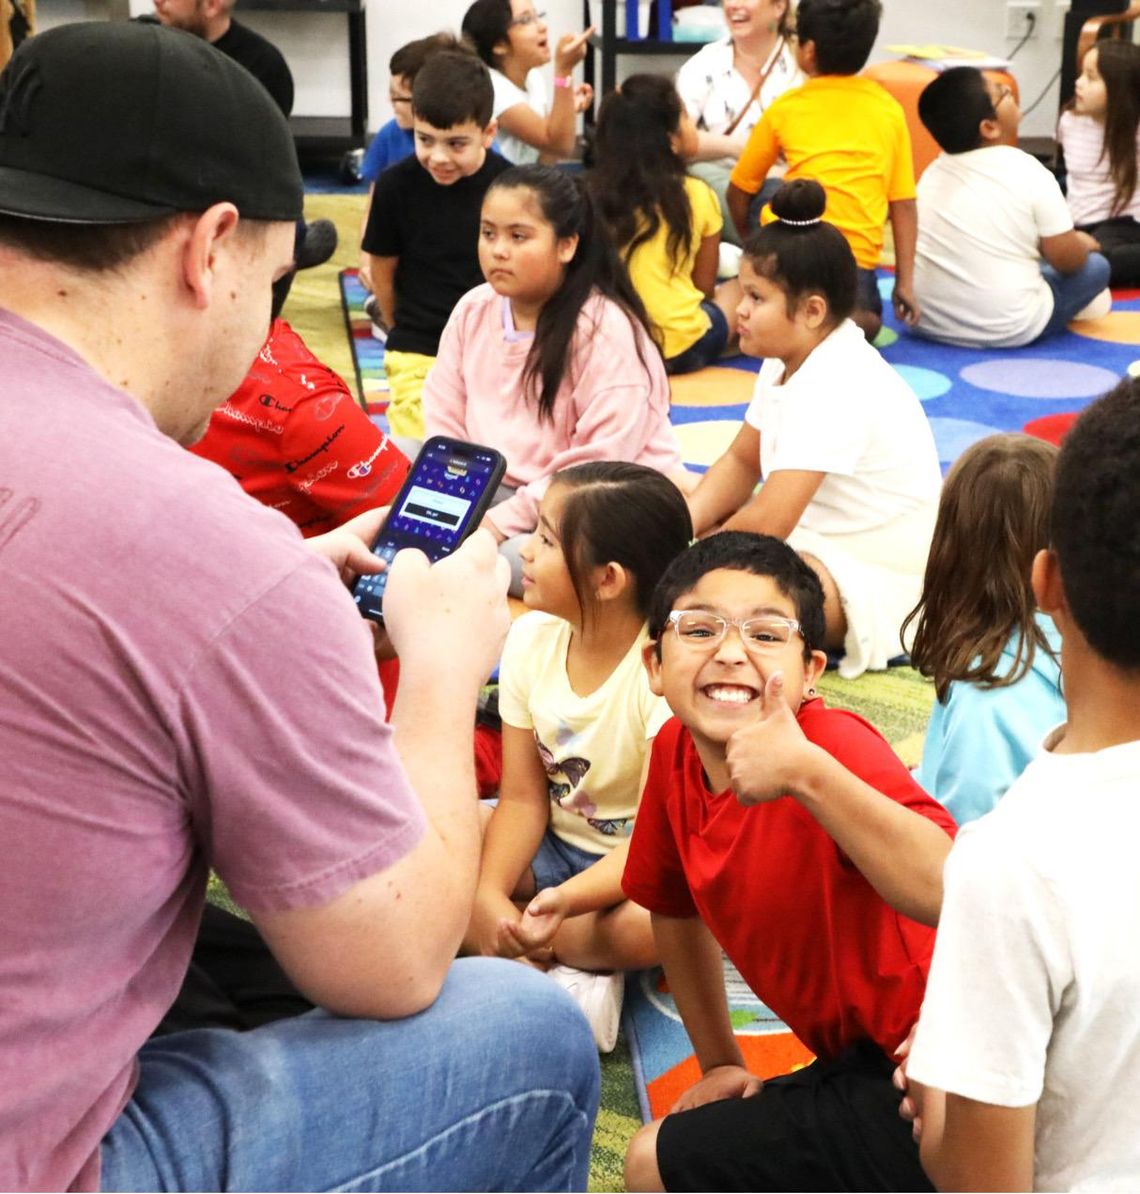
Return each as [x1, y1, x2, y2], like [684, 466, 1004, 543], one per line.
[725, 671, 818, 806]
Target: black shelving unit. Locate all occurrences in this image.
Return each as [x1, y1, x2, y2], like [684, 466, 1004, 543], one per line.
[585, 0, 692, 99]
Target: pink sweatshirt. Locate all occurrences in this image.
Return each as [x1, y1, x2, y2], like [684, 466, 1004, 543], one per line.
[423, 283, 682, 537]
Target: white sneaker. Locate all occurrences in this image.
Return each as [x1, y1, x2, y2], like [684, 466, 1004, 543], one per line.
[1074, 288, 1112, 321]
[548, 965, 624, 1053]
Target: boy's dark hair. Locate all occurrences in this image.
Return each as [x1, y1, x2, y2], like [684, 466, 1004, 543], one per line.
[412, 51, 493, 130]
[552, 462, 693, 624]
[1051, 377, 1140, 668]
[648, 532, 826, 662]
[903, 434, 1058, 702]
[389, 32, 465, 83]
[590, 74, 693, 277]
[461, 0, 513, 68]
[917, 67, 995, 154]
[486, 164, 660, 422]
[742, 179, 856, 323]
[795, 0, 881, 76]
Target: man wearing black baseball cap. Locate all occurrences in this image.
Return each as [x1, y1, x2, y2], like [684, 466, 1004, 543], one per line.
[0, 21, 598, 1193]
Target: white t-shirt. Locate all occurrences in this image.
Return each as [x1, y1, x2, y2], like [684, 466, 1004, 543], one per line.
[915, 145, 1074, 347]
[1058, 109, 1140, 226]
[908, 729, 1140, 1191]
[490, 67, 547, 166]
[497, 611, 670, 855]
[743, 318, 941, 535]
[676, 35, 802, 165]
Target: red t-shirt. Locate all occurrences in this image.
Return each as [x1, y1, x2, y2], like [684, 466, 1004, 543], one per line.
[191, 319, 409, 537]
[623, 699, 957, 1061]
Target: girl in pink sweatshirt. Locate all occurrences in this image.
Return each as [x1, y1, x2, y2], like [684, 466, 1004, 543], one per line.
[422, 163, 688, 594]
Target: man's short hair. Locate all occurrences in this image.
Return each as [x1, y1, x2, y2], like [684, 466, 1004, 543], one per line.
[1051, 378, 1140, 668]
[412, 52, 493, 130]
[795, 0, 882, 76]
[389, 31, 465, 82]
[918, 67, 996, 154]
[648, 532, 826, 662]
[0, 22, 301, 226]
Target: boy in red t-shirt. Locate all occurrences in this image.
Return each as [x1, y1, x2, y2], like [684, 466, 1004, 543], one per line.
[622, 532, 956, 1191]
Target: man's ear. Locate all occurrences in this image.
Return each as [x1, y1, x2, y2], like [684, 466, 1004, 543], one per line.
[642, 640, 665, 696]
[797, 38, 818, 75]
[482, 118, 498, 149]
[181, 202, 241, 310]
[805, 648, 828, 691]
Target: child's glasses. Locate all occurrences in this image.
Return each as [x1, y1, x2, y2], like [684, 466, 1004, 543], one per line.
[666, 610, 802, 653]
[509, 9, 546, 26]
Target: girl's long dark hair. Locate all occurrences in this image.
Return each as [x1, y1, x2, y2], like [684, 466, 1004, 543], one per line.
[552, 462, 693, 625]
[1093, 40, 1140, 216]
[461, 0, 512, 68]
[902, 434, 1059, 702]
[487, 164, 660, 422]
[590, 74, 693, 275]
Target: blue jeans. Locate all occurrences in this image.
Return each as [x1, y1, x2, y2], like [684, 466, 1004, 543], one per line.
[1037, 251, 1111, 340]
[100, 957, 600, 1192]
[665, 301, 730, 375]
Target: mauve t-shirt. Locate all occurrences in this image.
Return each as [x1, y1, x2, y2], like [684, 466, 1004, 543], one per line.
[0, 309, 426, 1191]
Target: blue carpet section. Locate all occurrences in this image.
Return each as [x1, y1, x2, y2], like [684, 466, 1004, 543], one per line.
[673, 279, 1140, 475]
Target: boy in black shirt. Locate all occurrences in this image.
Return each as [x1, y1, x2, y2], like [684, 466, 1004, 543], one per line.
[363, 51, 510, 438]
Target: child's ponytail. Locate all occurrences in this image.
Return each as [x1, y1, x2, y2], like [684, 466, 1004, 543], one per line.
[1093, 40, 1140, 216]
[590, 74, 693, 273]
[742, 179, 857, 322]
[488, 164, 659, 422]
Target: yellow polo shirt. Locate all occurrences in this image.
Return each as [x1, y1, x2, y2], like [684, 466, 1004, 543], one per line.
[731, 75, 915, 269]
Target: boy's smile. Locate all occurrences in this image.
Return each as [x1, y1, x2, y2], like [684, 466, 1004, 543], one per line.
[413, 116, 495, 186]
[645, 568, 826, 781]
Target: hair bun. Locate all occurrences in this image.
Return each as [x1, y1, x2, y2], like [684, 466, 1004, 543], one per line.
[769, 179, 827, 224]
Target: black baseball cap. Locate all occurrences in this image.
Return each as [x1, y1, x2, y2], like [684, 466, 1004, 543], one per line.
[0, 21, 303, 224]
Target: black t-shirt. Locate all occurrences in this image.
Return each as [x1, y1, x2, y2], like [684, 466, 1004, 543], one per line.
[212, 20, 294, 117]
[362, 151, 511, 356]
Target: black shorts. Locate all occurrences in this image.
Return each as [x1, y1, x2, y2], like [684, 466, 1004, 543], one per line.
[855, 267, 884, 317]
[656, 1040, 932, 1192]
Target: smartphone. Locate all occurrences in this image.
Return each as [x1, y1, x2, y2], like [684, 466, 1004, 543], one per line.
[352, 436, 506, 623]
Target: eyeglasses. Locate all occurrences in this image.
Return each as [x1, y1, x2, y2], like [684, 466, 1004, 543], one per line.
[991, 83, 1014, 107]
[665, 610, 802, 653]
[509, 9, 546, 27]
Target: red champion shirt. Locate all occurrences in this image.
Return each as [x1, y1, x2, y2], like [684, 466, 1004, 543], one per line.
[192, 319, 409, 536]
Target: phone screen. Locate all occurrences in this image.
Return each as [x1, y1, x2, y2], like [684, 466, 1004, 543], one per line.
[353, 438, 504, 621]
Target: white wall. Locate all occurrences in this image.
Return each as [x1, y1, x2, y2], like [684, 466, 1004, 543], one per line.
[39, 0, 1077, 137]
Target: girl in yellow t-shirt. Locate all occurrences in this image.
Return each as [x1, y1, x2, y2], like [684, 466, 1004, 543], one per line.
[463, 462, 692, 1050]
[590, 73, 742, 374]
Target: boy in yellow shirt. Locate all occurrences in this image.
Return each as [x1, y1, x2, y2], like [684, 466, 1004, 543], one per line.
[727, 0, 919, 342]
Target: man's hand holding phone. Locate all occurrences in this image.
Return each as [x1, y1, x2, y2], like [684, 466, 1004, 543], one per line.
[382, 530, 511, 693]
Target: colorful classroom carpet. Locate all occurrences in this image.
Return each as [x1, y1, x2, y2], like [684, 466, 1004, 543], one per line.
[625, 959, 815, 1123]
[338, 264, 1140, 471]
[667, 282, 1140, 477]
[338, 268, 389, 416]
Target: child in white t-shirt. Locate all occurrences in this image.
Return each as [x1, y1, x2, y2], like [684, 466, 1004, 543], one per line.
[687, 179, 941, 678]
[897, 378, 1140, 1190]
[1059, 39, 1140, 287]
[461, 0, 593, 165]
[463, 462, 692, 1050]
[914, 66, 1111, 347]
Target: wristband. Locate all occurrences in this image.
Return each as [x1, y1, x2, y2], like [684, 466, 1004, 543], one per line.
[553, 75, 573, 90]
